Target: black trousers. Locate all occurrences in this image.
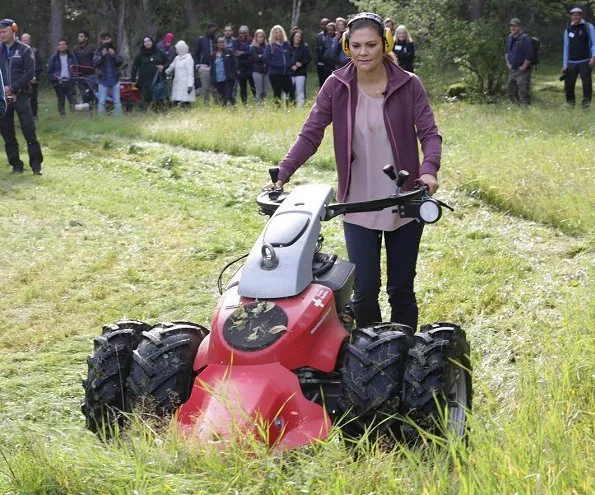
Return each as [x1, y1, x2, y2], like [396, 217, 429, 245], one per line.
[343, 220, 424, 330]
[237, 75, 256, 104]
[53, 80, 78, 115]
[0, 95, 43, 172]
[316, 64, 331, 89]
[29, 82, 39, 117]
[268, 74, 294, 104]
[215, 80, 235, 106]
[565, 61, 592, 105]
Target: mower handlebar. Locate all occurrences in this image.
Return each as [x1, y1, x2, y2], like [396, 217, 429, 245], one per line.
[323, 189, 425, 220]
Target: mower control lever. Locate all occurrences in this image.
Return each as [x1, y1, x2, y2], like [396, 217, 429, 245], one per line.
[382, 164, 397, 181]
[269, 167, 280, 184]
[267, 167, 282, 200]
[382, 165, 409, 191]
[396, 170, 410, 188]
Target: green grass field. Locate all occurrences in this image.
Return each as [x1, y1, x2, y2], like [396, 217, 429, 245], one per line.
[0, 70, 593, 494]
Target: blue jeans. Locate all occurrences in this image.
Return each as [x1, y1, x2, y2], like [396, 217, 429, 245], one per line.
[97, 82, 121, 115]
[342, 220, 424, 330]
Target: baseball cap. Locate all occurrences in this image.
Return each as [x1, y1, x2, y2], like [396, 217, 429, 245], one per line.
[510, 18, 521, 26]
[0, 18, 16, 28]
[569, 7, 583, 14]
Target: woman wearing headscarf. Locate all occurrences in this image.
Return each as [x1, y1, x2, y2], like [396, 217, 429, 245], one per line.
[157, 32, 177, 63]
[132, 36, 168, 110]
[166, 40, 196, 108]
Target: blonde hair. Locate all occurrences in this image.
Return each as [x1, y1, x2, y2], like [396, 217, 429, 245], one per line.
[396, 25, 413, 43]
[269, 25, 287, 44]
[251, 29, 266, 47]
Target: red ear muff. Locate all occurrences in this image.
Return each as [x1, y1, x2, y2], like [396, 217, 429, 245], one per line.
[12, 23, 18, 33]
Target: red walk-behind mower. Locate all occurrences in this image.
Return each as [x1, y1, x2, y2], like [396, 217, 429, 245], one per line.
[82, 167, 472, 450]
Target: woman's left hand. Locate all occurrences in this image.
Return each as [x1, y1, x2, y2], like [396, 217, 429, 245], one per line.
[418, 174, 439, 195]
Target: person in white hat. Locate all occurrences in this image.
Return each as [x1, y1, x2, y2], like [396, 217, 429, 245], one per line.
[562, 7, 595, 108]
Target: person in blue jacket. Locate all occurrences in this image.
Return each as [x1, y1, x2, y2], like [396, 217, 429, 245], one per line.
[210, 37, 237, 106]
[93, 32, 123, 115]
[562, 7, 595, 108]
[47, 38, 79, 116]
[264, 25, 294, 106]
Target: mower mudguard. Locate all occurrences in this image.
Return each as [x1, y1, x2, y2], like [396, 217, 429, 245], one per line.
[177, 363, 332, 450]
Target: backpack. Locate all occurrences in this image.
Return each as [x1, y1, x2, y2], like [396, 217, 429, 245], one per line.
[523, 34, 541, 67]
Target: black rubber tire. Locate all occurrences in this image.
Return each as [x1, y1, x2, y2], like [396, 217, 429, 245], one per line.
[126, 321, 209, 416]
[338, 323, 414, 434]
[400, 322, 472, 441]
[82, 320, 149, 434]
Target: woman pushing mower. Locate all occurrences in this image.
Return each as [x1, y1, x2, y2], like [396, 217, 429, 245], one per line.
[268, 12, 441, 332]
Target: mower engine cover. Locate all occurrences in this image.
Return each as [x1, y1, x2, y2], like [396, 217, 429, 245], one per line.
[238, 184, 333, 299]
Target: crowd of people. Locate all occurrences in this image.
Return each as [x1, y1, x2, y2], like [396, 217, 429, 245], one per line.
[2, 15, 420, 118]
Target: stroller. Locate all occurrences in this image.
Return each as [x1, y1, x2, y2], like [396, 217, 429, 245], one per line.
[70, 64, 141, 113]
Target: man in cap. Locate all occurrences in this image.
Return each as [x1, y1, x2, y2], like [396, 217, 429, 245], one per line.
[505, 18, 533, 107]
[562, 7, 595, 108]
[0, 18, 43, 174]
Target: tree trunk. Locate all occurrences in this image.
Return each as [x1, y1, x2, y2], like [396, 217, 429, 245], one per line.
[467, 1, 482, 21]
[185, 0, 199, 27]
[291, 0, 303, 28]
[49, 0, 64, 54]
[117, 0, 131, 76]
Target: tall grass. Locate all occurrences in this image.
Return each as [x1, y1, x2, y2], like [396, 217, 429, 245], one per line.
[0, 78, 593, 493]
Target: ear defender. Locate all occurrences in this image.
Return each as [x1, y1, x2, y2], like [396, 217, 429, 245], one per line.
[383, 27, 394, 53]
[341, 13, 394, 57]
[341, 30, 351, 57]
[0, 19, 19, 32]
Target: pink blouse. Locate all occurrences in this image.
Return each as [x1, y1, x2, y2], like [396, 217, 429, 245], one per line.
[343, 87, 414, 232]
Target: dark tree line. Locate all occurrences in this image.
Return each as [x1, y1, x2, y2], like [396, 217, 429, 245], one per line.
[5, 0, 354, 62]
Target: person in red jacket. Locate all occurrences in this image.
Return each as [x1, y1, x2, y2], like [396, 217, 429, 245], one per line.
[269, 13, 442, 331]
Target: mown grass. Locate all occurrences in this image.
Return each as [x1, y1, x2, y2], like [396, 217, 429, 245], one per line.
[0, 76, 593, 493]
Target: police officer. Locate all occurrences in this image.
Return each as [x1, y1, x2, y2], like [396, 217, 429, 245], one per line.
[0, 18, 43, 175]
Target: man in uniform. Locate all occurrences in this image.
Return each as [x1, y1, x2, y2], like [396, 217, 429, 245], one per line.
[0, 18, 43, 175]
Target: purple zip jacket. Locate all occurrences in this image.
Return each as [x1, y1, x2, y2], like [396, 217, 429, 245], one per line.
[278, 59, 442, 201]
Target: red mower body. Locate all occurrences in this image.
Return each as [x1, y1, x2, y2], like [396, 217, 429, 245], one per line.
[177, 283, 349, 449]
